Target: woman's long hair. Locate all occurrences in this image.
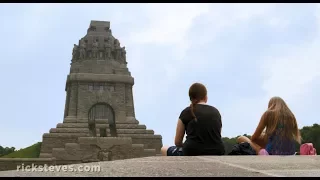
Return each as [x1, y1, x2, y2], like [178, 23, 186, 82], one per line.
[189, 83, 207, 121]
[262, 96, 301, 144]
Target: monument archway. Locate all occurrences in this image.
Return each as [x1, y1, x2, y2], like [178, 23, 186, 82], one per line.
[88, 103, 117, 137]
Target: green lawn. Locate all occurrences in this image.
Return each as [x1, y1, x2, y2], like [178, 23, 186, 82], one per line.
[1, 142, 42, 158]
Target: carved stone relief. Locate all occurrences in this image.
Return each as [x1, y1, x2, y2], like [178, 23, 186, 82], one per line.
[92, 39, 99, 59]
[104, 37, 112, 60]
[79, 39, 87, 60]
[71, 28, 127, 65]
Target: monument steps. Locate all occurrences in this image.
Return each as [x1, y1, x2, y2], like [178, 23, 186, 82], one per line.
[43, 133, 162, 138]
[63, 119, 139, 124]
[56, 123, 147, 129]
[38, 153, 52, 158]
[143, 149, 157, 157]
[49, 128, 154, 134]
[48, 137, 158, 163]
[131, 144, 144, 148]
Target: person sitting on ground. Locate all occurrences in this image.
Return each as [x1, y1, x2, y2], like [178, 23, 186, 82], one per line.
[161, 83, 225, 156]
[237, 96, 301, 155]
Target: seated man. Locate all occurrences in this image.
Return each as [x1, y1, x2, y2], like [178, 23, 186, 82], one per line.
[161, 83, 225, 156]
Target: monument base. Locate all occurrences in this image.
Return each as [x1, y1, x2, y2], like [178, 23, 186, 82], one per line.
[51, 137, 155, 165]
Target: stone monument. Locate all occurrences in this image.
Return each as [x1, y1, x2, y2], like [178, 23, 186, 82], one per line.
[39, 20, 163, 164]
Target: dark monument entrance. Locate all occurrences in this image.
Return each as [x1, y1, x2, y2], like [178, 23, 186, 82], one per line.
[88, 103, 117, 137]
[39, 20, 162, 164]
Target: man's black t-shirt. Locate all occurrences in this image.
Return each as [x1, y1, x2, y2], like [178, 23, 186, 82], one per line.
[179, 104, 225, 156]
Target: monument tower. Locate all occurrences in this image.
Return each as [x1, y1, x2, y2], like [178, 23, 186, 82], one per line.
[39, 21, 162, 163]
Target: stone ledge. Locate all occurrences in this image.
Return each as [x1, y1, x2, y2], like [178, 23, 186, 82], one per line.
[143, 149, 156, 157]
[43, 133, 161, 138]
[50, 128, 154, 134]
[62, 120, 139, 124]
[118, 134, 162, 139]
[43, 133, 89, 138]
[1, 156, 319, 176]
[67, 73, 134, 85]
[63, 118, 139, 124]
[38, 153, 52, 158]
[78, 137, 132, 145]
[56, 123, 147, 129]
[132, 144, 144, 148]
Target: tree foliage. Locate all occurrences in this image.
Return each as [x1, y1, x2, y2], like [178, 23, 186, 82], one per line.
[300, 124, 320, 152]
[1, 142, 42, 158]
[0, 146, 15, 157]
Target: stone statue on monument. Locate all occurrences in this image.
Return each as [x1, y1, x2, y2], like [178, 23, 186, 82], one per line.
[104, 37, 112, 60]
[113, 39, 121, 60]
[120, 46, 127, 64]
[79, 39, 87, 60]
[92, 39, 99, 59]
[72, 44, 79, 61]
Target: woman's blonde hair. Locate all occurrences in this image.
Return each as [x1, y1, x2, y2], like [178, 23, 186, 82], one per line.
[262, 96, 301, 144]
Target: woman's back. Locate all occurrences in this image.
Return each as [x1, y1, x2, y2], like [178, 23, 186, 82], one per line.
[266, 125, 296, 155]
[179, 104, 225, 156]
[237, 96, 300, 156]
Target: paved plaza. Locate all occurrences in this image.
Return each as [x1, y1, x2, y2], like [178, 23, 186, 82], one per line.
[0, 156, 319, 177]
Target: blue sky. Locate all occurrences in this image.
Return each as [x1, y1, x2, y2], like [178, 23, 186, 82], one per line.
[0, 3, 320, 149]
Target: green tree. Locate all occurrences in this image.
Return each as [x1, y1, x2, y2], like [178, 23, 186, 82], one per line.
[300, 123, 320, 153]
[0, 146, 15, 157]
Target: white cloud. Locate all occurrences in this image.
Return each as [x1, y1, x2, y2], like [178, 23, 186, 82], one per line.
[261, 46, 320, 101]
[128, 3, 211, 82]
[16, 4, 64, 48]
[128, 3, 284, 84]
[260, 6, 320, 104]
[131, 3, 210, 45]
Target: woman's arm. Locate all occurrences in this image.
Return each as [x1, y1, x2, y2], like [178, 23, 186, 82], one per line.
[251, 112, 267, 142]
[174, 119, 185, 147]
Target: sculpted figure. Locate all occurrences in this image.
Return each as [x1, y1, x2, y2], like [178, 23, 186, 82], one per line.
[105, 27, 112, 34]
[89, 26, 96, 32]
[92, 39, 99, 59]
[114, 39, 120, 48]
[79, 39, 87, 60]
[104, 37, 112, 59]
[72, 44, 79, 60]
[120, 46, 127, 64]
[113, 39, 121, 60]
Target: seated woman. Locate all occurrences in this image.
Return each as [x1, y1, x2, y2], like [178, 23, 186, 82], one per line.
[237, 96, 301, 155]
[161, 83, 225, 156]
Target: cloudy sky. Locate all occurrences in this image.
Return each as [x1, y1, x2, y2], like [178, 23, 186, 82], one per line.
[0, 3, 320, 149]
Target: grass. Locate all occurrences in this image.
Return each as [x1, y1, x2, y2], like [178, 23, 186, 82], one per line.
[1, 142, 42, 158]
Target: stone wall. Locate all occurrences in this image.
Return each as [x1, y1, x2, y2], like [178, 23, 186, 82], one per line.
[41, 134, 80, 154]
[51, 137, 152, 165]
[0, 158, 55, 171]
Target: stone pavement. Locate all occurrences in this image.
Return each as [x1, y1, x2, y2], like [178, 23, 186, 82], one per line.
[0, 156, 319, 177]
